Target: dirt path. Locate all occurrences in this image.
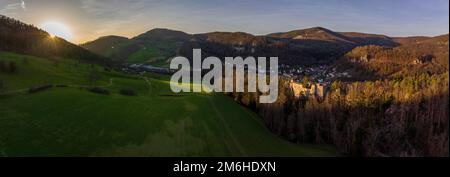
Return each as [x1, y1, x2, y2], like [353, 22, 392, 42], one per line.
[207, 96, 247, 156]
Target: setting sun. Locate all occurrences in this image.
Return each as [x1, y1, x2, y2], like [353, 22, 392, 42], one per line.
[40, 21, 73, 41]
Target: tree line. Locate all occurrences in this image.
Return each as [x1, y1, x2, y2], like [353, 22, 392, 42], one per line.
[0, 15, 113, 66]
[228, 73, 449, 156]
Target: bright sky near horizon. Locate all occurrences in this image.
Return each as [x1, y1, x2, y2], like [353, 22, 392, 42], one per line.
[1, 0, 448, 43]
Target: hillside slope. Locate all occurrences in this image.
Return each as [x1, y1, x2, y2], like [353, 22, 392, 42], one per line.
[80, 35, 137, 63]
[0, 52, 335, 156]
[0, 15, 110, 66]
[83, 27, 422, 66]
[81, 28, 193, 66]
[337, 34, 449, 79]
[268, 27, 354, 43]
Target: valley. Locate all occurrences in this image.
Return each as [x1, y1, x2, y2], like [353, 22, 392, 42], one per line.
[0, 52, 335, 156]
[0, 13, 448, 157]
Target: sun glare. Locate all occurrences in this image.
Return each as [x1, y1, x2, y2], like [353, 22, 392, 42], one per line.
[40, 21, 73, 41]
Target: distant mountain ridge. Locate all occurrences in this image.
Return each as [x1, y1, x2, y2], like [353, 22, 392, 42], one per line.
[134, 28, 192, 41]
[81, 26, 447, 67]
[82, 28, 193, 65]
[268, 27, 355, 43]
[1, 14, 444, 68]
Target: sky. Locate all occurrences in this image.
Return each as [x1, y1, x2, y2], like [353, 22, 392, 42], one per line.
[1, 0, 448, 44]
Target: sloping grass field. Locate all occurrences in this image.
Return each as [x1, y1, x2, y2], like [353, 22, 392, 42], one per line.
[0, 52, 335, 156]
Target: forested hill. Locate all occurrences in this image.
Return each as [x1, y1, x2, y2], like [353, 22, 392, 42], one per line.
[82, 27, 409, 67]
[82, 26, 448, 68]
[337, 34, 449, 79]
[0, 15, 111, 66]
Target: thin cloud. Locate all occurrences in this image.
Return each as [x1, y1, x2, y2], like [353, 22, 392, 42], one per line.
[80, 0, 148, 18]
[21, 0, 26, 10]
[0, 0, 26, 15]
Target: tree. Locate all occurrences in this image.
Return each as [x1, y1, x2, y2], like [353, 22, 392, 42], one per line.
[8, 61, 17, 73]
[302, 76, 311, 88]
[87, 69, 100, 85]
[22, 57, 29, 65]
[0, 60, 5, 73]
[331, 80, 343, 92]
[52, 60, 59, 67]
[0, 79, 5, 93]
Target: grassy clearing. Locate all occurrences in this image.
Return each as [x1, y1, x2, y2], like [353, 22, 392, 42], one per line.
[127, 41, 177, 66]
[0, 52, 335, 156]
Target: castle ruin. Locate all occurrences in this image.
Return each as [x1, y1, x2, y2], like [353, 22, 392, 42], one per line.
[290, 81, 328, 98]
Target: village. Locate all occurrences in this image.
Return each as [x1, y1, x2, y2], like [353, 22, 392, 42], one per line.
[121, 62, 352, 99]
[279, 64, 352, 99]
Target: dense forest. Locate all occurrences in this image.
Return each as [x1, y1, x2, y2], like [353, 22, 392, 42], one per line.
[228, 35, 449, 156]
[230, 73, 448, 156]
[336, 35, 449, 80]
[0, 15, 111, 66]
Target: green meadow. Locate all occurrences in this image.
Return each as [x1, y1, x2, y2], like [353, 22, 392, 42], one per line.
[0, 52, 335, 156]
